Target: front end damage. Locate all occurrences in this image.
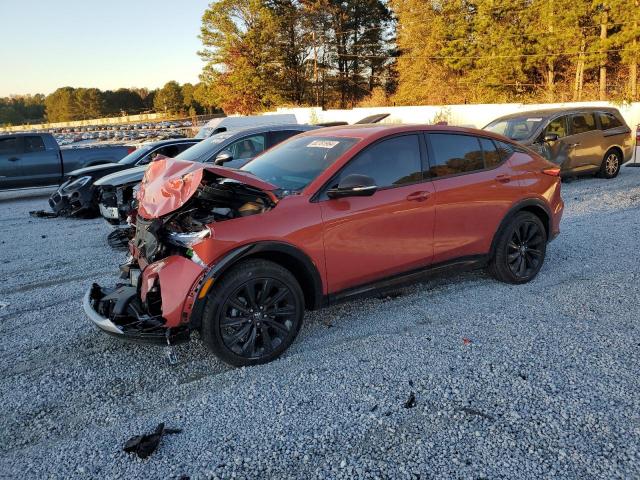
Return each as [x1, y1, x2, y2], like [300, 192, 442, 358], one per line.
[84, 158, 279, 344]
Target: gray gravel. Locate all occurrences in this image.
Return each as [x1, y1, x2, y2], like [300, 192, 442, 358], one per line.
[1, 170, 639, 479]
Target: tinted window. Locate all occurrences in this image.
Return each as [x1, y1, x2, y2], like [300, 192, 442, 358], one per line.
[242, 136, 358, 191]
[484, 117, 544, 141]
[335, 135, 422, 188]
[570, 113, 596, 134]
[428, 134, 484, 177]
[270, 130, 303, 146]
[119, 145, 153, 165]
[546, 116, 568, 138]
[0, 137, 18, 155]
[23, 136, 45, 153]
[479, 137, 502, 169]
[598, 112, 623, 130]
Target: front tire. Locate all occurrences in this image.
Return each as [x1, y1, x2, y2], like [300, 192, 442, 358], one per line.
[598, 149, 621, 179]
[201, 259, 304, 367]
[489, 212, 547, 284]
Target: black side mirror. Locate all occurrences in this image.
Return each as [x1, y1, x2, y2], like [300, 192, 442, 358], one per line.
[543, 133, 559, 143]
[327, 174, 378, 199]
[214, 150, 233, 165]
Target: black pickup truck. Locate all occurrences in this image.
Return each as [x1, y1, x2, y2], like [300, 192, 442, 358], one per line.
[0, 133, 134, 189]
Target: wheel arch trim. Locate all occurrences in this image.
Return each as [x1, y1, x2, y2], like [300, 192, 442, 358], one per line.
[188, 241, 324, 329]
[490, 199, 552, 257]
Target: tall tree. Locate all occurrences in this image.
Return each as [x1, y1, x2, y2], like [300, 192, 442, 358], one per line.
[199, 0, 282, 114]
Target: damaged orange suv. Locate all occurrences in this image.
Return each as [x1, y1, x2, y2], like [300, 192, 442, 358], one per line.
[84, 125, 564, 366]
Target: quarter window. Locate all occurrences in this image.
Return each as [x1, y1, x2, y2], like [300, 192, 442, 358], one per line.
[335, 134, 423, 188]
[570, 113, 596, 135]
[428, 133, 484, 177]
[479, 138, 502, 169]
[598, 112, 623, 130]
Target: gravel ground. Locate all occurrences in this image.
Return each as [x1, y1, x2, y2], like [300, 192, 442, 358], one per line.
[1, 169, 639, 480]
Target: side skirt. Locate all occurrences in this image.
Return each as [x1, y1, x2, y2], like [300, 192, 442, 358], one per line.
[325, 255, 489, 306]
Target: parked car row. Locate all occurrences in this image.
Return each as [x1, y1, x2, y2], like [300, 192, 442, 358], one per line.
[11, 106, 629, 367]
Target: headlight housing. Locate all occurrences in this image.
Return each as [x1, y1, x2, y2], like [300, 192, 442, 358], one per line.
[165, 228, 211, 248]
[62, 175, 92, 192]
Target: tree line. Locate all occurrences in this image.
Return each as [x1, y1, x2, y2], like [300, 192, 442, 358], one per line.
[198, 0, 639, 113]
[3, 1, 638, 124]
[0, 81, 218, 126]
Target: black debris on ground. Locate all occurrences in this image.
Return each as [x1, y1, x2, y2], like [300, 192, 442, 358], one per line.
[404, 392, 417, 409]
[123, 423, 182, 459]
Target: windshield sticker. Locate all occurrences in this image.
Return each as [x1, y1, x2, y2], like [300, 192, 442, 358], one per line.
[526, 118, 543, 122]
[307, 140, 339, 148]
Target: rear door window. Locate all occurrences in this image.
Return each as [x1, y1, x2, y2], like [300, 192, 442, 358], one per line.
[269, 130, 303, 147]
[598, 112, 623, 130]
[427, 133, 484, 177]
[335, 134, 423, 188]
[23, 136, 46, 153]
[0, 137, 18, 155]
[570, 113, 597, 134]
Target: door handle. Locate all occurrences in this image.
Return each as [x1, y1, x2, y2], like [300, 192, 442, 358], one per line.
[406, 191, 431, 202]
[568, 143, 580, 147]
[8, 157, 19, 162]
[496, 174, 511, 183]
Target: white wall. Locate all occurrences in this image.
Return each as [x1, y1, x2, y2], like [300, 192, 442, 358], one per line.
[269, 102, 640, 131]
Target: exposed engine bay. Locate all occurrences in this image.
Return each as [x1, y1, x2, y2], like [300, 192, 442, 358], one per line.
[132, 168, 277, 264]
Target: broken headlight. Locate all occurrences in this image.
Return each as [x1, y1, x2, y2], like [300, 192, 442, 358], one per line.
[165, 228, 211, 248]
[63, 175, 92, 192]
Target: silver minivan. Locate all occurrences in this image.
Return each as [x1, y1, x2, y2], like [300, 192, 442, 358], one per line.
[484, 107, 633, 179]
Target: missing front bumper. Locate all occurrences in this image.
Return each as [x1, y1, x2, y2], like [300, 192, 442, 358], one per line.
[83, 283, 189, 345]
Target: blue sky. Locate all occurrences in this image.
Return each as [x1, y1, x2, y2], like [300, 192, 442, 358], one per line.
[0, 0, 212, 96]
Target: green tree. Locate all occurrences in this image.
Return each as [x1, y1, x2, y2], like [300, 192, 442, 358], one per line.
[44, 87, 78, 122]
[199, 0, 283, 114]
[154, 81, 184, 114]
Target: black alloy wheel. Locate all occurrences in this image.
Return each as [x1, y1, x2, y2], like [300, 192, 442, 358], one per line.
[220, 278, 297, 359]
[202, 259, 304, 367]
[506, 220, 545, 279]
[489, 211, 547, 284]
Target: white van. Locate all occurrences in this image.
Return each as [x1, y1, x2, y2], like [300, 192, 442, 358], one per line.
[196, 114, 299, 139]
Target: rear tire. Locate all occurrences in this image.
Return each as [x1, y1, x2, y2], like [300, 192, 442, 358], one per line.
[598, 149, 622, 179]
[201, 259, 304, 367]
[489, 212, 547, 284]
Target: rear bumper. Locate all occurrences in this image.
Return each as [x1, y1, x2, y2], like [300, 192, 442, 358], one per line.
[83, 282, 190, 345]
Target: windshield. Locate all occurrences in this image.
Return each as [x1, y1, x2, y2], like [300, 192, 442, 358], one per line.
[174, 132, 234, 162]
[484, 117, 544, 141]
[240, 136, 359, 191]
[117, 145, 153, 165]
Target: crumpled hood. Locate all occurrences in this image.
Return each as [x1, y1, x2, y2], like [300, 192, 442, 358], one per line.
[137, 158, 278, 219]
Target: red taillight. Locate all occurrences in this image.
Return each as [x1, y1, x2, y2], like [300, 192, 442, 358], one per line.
[542, 167, 561, 177]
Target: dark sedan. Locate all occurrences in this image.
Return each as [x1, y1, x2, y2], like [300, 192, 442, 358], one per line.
[48, 138, 200, 216]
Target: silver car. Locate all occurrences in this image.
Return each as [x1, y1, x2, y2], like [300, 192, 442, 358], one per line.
[484, 107, 633, 178]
